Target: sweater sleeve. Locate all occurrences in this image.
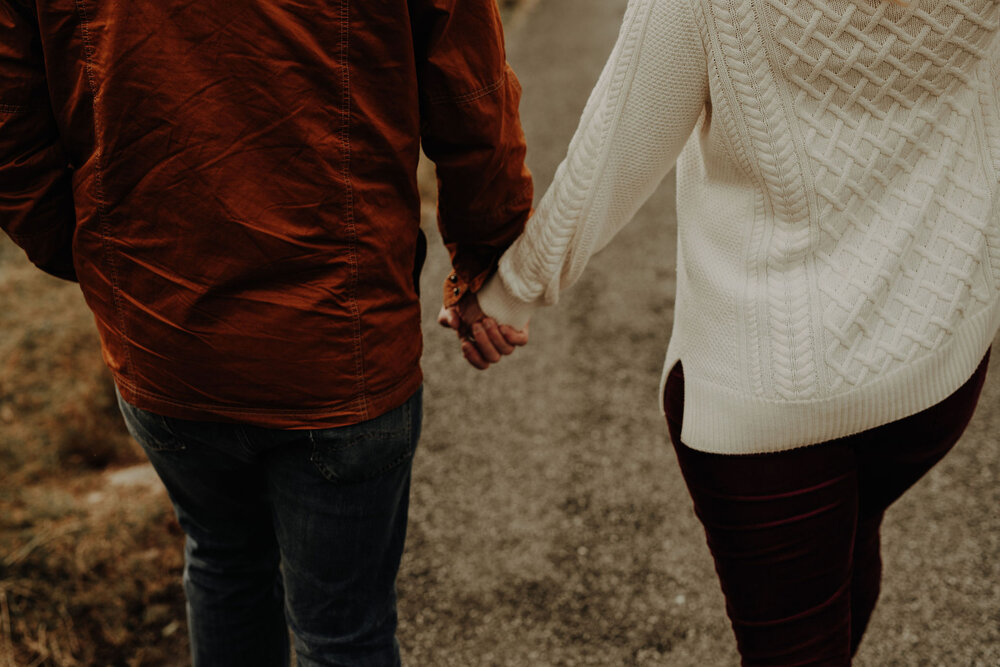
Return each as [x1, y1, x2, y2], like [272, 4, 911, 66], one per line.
[476, 0, 708, 328]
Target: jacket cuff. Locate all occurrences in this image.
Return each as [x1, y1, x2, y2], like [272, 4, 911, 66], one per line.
[476, 272, 534, 330]
[441, 254, 499, 308]
[442, 269, 475, 308]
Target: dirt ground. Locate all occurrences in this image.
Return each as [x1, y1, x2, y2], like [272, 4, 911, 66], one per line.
[2, 0, 999, 665]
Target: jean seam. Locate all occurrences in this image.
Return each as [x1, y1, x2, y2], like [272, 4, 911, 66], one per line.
[308, 400, 413, 483]
[124, 406, 187, 452]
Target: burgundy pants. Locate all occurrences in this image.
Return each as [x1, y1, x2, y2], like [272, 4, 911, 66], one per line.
[665, 352, 990, 666]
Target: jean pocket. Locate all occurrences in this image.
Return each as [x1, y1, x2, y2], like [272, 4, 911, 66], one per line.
[309, 400, 415, 485]
[117, 393, 187, 452]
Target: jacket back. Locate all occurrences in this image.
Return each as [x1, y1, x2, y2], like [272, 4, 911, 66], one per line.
[0, 0, 532, 427]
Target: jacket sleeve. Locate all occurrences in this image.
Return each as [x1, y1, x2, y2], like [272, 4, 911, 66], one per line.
[0, 0, 77, 281]
[411, 0, 533, 307]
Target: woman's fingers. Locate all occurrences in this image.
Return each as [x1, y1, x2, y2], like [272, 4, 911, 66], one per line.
[463, 318, 530, 369]
[499, 322, 529, 346]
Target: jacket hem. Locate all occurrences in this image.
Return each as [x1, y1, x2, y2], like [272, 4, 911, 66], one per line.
[113, 368, 423, 430]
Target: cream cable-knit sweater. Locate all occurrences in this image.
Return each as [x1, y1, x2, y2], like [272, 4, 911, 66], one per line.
[477, 0, 1000, 453]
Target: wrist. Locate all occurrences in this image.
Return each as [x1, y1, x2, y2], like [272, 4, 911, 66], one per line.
[476, 272, 534, 330]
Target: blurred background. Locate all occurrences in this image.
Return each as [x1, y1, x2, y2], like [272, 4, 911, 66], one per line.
[1, 0, 998, 664]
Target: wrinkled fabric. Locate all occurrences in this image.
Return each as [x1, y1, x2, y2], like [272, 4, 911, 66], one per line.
[0, 0, 532, 427]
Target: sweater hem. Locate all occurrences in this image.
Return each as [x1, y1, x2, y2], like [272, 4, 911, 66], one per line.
[660, 305, 999, 454]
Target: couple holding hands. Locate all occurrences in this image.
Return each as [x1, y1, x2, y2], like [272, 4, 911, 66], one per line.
[2, 0, 997, 664]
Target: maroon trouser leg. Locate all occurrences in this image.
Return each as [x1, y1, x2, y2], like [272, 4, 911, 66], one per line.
[665, 351, 989, 666]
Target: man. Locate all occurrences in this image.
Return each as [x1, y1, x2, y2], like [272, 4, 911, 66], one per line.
[0, 0, 530, 663]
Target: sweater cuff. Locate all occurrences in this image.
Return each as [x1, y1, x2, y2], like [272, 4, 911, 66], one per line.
[476, 273, 536, 331]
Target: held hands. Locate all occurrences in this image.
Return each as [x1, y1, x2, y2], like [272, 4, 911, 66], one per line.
[438, 292, 529, 370]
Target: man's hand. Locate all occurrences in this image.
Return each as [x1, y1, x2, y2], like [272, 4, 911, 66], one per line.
[438, 292, 529, 370]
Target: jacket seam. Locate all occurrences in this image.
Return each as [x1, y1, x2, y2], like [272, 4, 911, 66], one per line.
[340, 0, 369, 420]
[427, 69, 508, 106]
[74, 0, 135, 385]
[0, 103, 30, 114]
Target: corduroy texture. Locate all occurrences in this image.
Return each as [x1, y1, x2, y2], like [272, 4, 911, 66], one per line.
[477, 0, 1000, 453]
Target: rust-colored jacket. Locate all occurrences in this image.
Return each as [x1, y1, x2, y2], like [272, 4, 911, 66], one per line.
[0, 0, 532, 427]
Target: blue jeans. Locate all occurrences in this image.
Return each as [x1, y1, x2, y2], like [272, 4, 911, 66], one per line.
[117, 387, 422, 667]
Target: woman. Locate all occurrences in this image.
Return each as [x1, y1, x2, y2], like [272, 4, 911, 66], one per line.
[448, 0, 1000, 663]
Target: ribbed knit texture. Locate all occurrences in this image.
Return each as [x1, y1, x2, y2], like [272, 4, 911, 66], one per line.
[477, 0, 1000, 453]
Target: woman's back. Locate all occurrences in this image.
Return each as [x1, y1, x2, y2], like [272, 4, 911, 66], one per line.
[668, 0, 1000, 450]
[478, 0, 999, 452]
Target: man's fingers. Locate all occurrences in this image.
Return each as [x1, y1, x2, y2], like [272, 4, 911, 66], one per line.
[472, 322, 502, 363]
[483, 318, 515, 355]
[498, 323, 529, 346]
[461, 340, 490, 370]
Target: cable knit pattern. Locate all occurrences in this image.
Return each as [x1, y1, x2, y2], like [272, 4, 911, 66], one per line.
[477, 0, 1000, 453]
[766, 0, 999, 395]
[712, 0, 823, 401]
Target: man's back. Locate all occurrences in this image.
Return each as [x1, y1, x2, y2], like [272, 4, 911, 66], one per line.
[1, 1, 532, 663]
[1, 0, 532, 427]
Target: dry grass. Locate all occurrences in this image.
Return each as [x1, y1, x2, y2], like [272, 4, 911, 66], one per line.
[0, 489, 186, 666]
[0, 241, 142, 478]
[0, 236, 187, 666]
